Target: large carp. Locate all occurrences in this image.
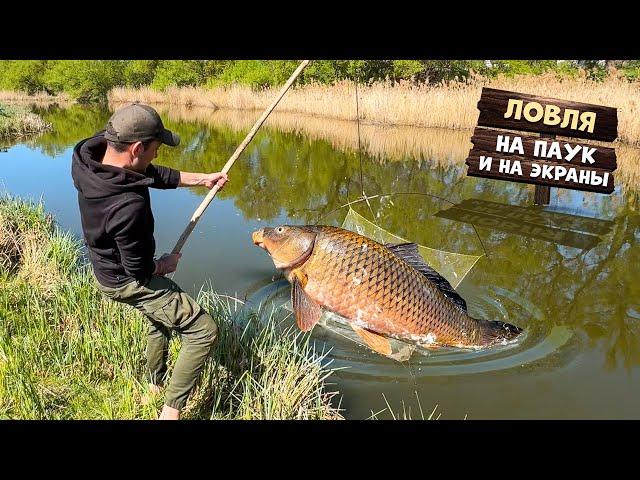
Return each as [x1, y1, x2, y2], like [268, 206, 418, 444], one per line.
[252, 225, 522, 356]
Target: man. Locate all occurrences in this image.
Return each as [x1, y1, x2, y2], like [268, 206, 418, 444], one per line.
[71, 103, 228, 420]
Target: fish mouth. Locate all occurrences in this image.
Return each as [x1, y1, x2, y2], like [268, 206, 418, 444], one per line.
[252, 229, 266, 250]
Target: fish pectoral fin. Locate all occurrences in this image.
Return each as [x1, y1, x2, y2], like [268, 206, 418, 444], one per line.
[351, 325, 393, 356]
[292, 276, 322, 332]
[292, 268, 308, 288]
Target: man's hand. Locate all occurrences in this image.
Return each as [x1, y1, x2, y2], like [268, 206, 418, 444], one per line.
[153, 253, 182, 276]
[202, 172, 228, 190]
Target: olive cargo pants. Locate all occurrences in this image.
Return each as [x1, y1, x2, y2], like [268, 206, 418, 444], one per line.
[97, 275, 218, 410]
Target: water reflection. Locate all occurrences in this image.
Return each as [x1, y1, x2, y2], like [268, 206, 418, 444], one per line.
[435, 198, 613, 250]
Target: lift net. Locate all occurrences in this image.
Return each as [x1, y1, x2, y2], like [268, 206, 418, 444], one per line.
[341, 207, 482, 289]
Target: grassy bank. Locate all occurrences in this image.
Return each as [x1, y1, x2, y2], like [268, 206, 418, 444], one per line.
[0, 103, 52, 140]
[0, 195, 342, 419]
[109, 74, 640, 147]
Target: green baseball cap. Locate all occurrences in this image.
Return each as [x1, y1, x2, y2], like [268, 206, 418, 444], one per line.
[103, 103, 180, 146]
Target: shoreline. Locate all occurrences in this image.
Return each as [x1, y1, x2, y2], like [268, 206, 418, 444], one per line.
[4, 81, 639, 195]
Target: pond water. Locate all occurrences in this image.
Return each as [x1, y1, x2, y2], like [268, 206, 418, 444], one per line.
[2, 103, 639, 419]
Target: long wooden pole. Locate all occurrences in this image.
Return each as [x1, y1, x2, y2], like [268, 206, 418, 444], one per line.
[171, 60, 310, 255]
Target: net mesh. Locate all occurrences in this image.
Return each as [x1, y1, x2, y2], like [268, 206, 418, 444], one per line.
[341, 207, 483, 289]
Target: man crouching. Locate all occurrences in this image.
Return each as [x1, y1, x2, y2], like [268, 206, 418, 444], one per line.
[71, 103, 228, 420]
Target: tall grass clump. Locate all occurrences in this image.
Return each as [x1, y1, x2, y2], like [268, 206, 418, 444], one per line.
[182, 290, 342, 420]
[0, 196, 342, 419]
[0, 103, 52, 140]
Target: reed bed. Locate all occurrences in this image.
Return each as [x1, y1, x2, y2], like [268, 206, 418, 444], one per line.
[109, 73, 640, 146]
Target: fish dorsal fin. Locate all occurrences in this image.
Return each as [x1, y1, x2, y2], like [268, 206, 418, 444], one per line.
[291, 273, 323, 332]
[350, 325, 393, 356]
[384, 242, 468, 313]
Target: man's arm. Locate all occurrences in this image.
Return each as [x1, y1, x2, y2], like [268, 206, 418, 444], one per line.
[146, 164, 181, 189]
[146, 165, 228, 191]
[179, 171, 228, 189]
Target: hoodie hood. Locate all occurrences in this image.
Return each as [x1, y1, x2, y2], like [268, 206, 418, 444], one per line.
[71, 131, 155, 199]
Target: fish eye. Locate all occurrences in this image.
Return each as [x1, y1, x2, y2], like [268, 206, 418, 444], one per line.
[276, 226, 285, 234]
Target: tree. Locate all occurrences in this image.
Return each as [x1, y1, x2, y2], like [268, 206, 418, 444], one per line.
[0, 61, 48, 94]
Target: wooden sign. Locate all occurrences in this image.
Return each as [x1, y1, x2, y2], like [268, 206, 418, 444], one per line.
[466, 127, 617, 193]
[435, 199, 614, 250]
[466, 88, 619, 201]
[477, 88, 618, 142]
[469, 127, 617, 171]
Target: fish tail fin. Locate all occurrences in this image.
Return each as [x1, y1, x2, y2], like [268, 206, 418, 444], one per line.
[476, 319, 523, 345]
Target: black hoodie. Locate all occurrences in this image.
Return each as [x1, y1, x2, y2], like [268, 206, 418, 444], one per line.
[71, 132, 180, 288]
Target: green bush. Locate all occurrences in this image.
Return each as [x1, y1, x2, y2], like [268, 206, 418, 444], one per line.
[123, 60, 159, 87]
[208, 60, 398, 88]
[301, 60, 342, 84]
[207, 60, 300, 89]
[620, 61, 640, 81]
[1, 59, 638, 103]
[391, 60, 425, 81]
[151, 60, 226, 90]
[42, 60, 126, 103]
[486, 60, 560, 77]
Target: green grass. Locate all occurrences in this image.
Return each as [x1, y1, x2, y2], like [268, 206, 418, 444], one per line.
[368, 392, 441, 420]
[186, 289, 341, 419]
[0, 195, 342, 419]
